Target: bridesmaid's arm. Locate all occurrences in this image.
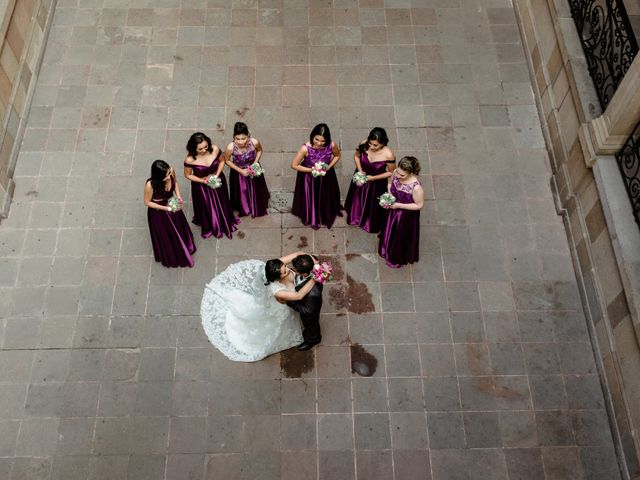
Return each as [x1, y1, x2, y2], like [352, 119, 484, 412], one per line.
[224, 144, 247, 176]
[172, 169, 183, 202]
[327, 142, 341, 169]
[184, 156, 207, 183]
[144, 181, 171, 212]
[391, 184, 425, 211]
[291, 145, 312, 173]
[354, 148, 364, 173]
[212, 146, 226, 177]
[253, 138, 263, 164]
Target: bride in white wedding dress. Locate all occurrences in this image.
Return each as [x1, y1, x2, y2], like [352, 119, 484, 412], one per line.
[200, 252, 317, 362]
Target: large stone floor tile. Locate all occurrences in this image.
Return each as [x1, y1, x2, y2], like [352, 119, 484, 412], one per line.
[0, 1, 623, 479]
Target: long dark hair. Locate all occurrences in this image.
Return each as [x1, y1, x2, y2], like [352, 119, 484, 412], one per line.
[358, 127, 389, 153]
[309, 123, 331, 146]
[264, 259, 283, 284]
[150, 160, 170, 196]
[186, 132, 213, 159]
[233, 122, 250, 137]
[397, 156, 421, 175]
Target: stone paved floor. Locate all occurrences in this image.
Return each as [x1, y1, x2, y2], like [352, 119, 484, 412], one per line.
[0, 0, 623, 479]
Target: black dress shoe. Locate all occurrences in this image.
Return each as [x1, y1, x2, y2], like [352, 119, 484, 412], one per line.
[297, 340, 320, 351]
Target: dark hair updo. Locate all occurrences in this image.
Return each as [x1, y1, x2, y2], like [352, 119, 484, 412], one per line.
[264, 259, 284, 284]
[397, 156, 421, 175]
[233, 122, 250, 137]
[150, 160, 170, 196]
[358, 127, 389, 153]
[309, 123, 332, 146]
[186, 132, 213, 159]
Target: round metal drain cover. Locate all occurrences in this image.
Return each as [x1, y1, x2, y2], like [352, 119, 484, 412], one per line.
[269, 189, 293, 213]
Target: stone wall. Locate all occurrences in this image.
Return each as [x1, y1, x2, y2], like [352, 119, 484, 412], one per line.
[0, 0, 55, 218]
[513, 0, 640, 478]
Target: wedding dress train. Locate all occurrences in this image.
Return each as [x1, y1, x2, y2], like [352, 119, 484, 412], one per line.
[200, 259, 303, 361]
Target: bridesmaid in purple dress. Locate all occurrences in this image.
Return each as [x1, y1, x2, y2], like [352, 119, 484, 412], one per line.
[291, 123, 343, 229]
[223, 122, 270, 218]
[378, 156, 425, 268]
[344, 127, 396, 233]
[144, 160, 196, 268]
[184, 132, 239, 239]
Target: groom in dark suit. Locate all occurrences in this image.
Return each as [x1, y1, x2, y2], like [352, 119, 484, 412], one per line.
[287, 254, 323, 351]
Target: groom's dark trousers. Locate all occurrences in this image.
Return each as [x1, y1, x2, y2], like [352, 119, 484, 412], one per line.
[287, 277, 323, 343]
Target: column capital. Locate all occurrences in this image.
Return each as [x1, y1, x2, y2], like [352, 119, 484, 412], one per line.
[587, 54, 640, 155]
[587, 115, 630, 156]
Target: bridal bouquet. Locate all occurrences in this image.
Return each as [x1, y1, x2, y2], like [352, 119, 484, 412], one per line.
[246, 162, 264, 178]
[379, 192, 396, 209]
[311, 162, 329, 178]
[312, 261, 334, 284]
[352, 171, 367, 186]
[206, 174, 222, 189]
[167, 195, 181, 212]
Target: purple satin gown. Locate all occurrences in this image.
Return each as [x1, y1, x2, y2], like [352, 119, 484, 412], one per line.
[147, 177, 196, 268]
[186, 153, 239, 239]
[228, 141, 270, 218]
[344, 152, 391, 233]
[378, 175, 421, 268]
[291, 143, 343, 230]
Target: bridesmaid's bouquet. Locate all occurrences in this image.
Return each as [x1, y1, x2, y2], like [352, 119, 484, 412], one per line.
[246, 162, 264, 178]
[167, 195, 181, 212]
[206, 174, 222, 189]
[312, 261, 334, 284]
[311, 161, 329, 177]
[379, 192, 396, 209]
[352, 171, 368, 186]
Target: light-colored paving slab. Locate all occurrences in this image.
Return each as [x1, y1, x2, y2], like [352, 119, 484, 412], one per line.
[0, 1, 621, 479]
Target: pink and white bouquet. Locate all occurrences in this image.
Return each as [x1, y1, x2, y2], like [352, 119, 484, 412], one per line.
[246, 162, 264, 178]
[352, 171, 367, 186]
[312, 261, 334, 284]
[206, 174, 222, 189]
[378, 192, 396, 209]
[167, 195, 181, 212]
[311, 161, 329, 178]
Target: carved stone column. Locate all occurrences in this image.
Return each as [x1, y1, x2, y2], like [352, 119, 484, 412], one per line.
[587, 54, 640, 155]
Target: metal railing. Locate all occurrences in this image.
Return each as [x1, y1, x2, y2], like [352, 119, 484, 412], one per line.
[568, 0, 638, 109]
[616, 120, 640, 225]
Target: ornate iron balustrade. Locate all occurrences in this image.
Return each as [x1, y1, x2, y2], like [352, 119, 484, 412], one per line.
[616, 120, 640, 225]
[568, 0, 638, 109]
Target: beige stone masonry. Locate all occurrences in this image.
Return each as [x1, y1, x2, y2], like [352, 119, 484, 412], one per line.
[514, 0, 640, 476]
[0, 0, 55, 218]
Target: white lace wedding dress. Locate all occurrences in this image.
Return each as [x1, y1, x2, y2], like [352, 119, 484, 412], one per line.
[200, 259, 303, 361]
